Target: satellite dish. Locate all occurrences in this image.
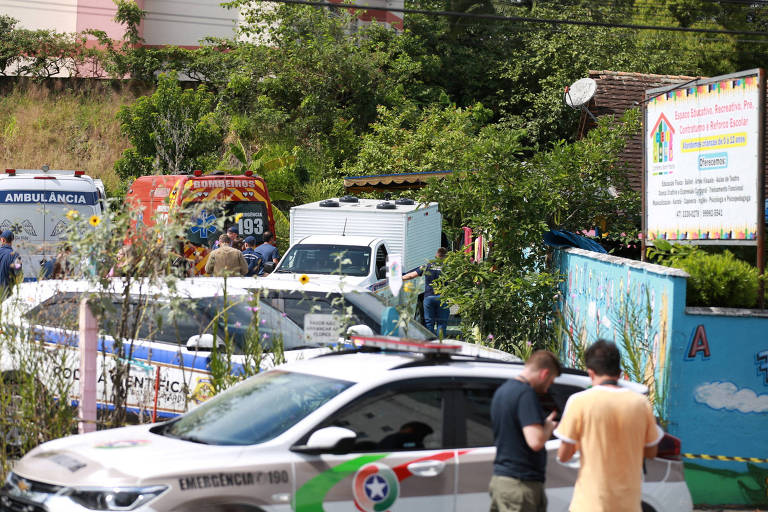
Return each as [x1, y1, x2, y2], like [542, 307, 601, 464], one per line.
[565, 78, 597, 107]
[564, 77, 598, 122]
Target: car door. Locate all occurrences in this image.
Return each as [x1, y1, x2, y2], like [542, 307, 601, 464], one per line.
[293, 378, 459, 512]
[452, 378, 583, 512]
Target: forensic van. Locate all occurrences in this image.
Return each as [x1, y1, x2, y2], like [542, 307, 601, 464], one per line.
[0, 167, 106, 279]
[126, 171, 275, 275]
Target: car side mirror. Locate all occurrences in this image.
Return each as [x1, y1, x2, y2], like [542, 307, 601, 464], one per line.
[291, 426, 357, 455]
[263, 261, 276, 274]
[347, 324, 374, 337]
[186, 333, 223, 352]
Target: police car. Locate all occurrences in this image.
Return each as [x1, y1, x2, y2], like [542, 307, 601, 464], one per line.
[0, 277, 441, 419]
[1, 337, 693, 512]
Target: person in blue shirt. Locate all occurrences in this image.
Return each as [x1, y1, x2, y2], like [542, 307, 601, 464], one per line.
[252, 231, 280, 276]
[242, 236, 260, 277]
[0, 230, 22, 297]
[402, 247, 449, 336]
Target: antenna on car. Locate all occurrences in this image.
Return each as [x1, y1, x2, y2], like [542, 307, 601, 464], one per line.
[342, 217, 348, 236]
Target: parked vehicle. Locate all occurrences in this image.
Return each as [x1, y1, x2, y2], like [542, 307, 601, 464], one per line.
[0, 337, 692, 512]
[0, 277, 438, 418]
[125, 172, 275, 275]
[0, 167, 106, 279]
[277, 197, 442, 290]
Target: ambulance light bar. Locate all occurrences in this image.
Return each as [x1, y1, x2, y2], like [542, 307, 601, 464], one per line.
[5, 169, 15, 175]
[74, 170, 85, 177]
[350, 335, 462, 354]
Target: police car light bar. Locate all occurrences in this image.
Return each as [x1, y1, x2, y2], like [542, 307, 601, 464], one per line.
[351, 335, 462, 354]
[5, 169, 15, 175]
[74, 170, 85, 177]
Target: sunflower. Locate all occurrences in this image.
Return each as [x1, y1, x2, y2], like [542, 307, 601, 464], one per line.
[65, 210, 79, 221]
[299, 274, 310, 285]
[88, 215, 101, 227]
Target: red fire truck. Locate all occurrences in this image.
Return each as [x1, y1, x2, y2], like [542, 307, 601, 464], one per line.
[125, 171, 275, 274]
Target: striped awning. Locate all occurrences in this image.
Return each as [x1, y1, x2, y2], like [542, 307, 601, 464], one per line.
[343, 170, 456, 193]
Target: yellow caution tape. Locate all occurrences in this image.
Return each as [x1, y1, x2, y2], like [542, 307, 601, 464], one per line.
[683, 453, 768, 464]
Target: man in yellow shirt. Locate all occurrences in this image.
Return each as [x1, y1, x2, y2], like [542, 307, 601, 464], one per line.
[554, 340, 663, 512]
[205, 235, 248, 277]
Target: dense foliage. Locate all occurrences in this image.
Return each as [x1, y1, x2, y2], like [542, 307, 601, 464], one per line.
[3, 0, 768, 350]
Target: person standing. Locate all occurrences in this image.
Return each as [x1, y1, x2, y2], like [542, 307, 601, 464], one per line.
[489, 350, 561, 512]
[402, 247, 449, 335]
[205, 234, 248, 277]
[554, 339, 663, 512]
[253, 231, 279, 276]
[0, 230, 22, 297]
[241, 236, 261, 277]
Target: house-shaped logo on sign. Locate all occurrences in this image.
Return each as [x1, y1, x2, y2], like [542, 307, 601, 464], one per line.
[650, 113, 675, 164]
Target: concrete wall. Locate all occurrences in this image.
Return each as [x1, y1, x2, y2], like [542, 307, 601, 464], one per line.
[555, 247, 768, 506]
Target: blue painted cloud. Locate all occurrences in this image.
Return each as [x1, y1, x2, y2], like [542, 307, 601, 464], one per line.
[694, 381, 768, 414]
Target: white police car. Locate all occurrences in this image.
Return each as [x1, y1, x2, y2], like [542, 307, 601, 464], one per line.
[1, 337, 693, 512]
[0, 277, 437, 419]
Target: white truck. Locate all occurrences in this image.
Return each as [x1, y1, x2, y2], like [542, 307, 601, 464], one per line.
[0, 167, 106, 279]
[272, 196, 442, 291]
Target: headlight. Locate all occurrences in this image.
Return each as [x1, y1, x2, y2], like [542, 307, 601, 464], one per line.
[63, 485, 168, 510]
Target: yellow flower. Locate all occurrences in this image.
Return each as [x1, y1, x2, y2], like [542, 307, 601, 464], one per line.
[88, 215, 101, 227]
[66, 210, 79, 221]
[234, 213, 243, 222]
[299, 274, 309, 285]
[404, 282, 414, 293]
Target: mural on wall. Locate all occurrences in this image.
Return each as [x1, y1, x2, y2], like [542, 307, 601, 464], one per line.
[556, 254, 674, 420]
[556, 248, 768, 506]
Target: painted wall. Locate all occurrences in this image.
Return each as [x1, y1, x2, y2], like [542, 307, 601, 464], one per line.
[556, 247, 768, 506]
[143, 0, 238, 47]
[1, 0, 79, 33]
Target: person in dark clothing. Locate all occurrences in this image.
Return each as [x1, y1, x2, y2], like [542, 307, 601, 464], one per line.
[402, 247, 449, 335]
[241, 236, 261, 277]
[0, 230, 22, 297]
[252, 231, 279, 276]
[489, 350, 561, 512]
[379, 421, 434, 450]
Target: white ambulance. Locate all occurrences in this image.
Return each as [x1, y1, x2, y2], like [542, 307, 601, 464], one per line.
[0, 167, 106, 279]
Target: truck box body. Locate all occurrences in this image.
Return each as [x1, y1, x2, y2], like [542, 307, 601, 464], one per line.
[0, 168, 106, 279]
[289, 198, 441, 272]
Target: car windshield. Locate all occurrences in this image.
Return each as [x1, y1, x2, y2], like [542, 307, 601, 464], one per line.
[275, 244, 371, 276]
[157, 370, 353, 445]
[185, 201, 268, 248]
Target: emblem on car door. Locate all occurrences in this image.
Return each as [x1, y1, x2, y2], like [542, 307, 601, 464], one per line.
[353, 463, 399, 512]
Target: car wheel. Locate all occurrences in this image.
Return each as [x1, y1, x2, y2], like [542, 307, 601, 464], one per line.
[641, 502, 657, 512]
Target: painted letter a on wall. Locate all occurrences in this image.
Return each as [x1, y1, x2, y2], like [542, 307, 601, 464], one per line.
[686, 325, 711, 360]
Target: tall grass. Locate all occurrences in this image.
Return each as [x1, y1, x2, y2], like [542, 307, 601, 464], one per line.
[0, 80, 144, 196]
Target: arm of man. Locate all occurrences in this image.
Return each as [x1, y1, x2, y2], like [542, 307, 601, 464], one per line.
[204, 252, 215, 274]
[643, 400, 664, 459]
[239, 253, 248, 275]
[402, 265, 424, 281]
[554, 394, 582, 462]
[522, 410, 558, 452]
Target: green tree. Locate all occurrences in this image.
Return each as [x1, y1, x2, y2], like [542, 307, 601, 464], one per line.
[115, 74, 225, 181]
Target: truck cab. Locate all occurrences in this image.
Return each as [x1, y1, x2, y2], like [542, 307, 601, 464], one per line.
[271, 234, 389, 289]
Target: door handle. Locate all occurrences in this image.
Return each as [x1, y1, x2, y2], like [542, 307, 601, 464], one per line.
[407, 460, 446, 477]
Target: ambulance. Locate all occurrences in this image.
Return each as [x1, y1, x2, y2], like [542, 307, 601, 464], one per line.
[0, 167, 106, 280]
[125, 171, 275, 274]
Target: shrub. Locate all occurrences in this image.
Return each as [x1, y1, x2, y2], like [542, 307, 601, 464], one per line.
[647, 240, 763, 308]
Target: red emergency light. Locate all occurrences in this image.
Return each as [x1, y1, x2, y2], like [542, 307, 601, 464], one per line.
[5, 169, 15, 175]
[193, 170, 203, 177]
[34, 176, 56, 179]
[74, 170, 85, 177]
[244, 170, 254, 177]
[351, 335, 462, 354]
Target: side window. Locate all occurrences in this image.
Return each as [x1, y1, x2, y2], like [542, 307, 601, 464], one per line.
[459, 379, 505, 448]
[540, 383, 583, 422]
[375, 245, 387, 279]
[319, 380, 447, 452]
[25, 293, 81, 330]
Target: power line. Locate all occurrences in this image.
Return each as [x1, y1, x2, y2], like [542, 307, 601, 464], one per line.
[259, 0, 768, 36]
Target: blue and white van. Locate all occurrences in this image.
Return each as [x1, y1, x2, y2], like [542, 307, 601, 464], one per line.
[0, 167, 106, 279]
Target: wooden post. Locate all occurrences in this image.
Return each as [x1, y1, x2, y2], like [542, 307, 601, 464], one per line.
[78, 298, 98, 434]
